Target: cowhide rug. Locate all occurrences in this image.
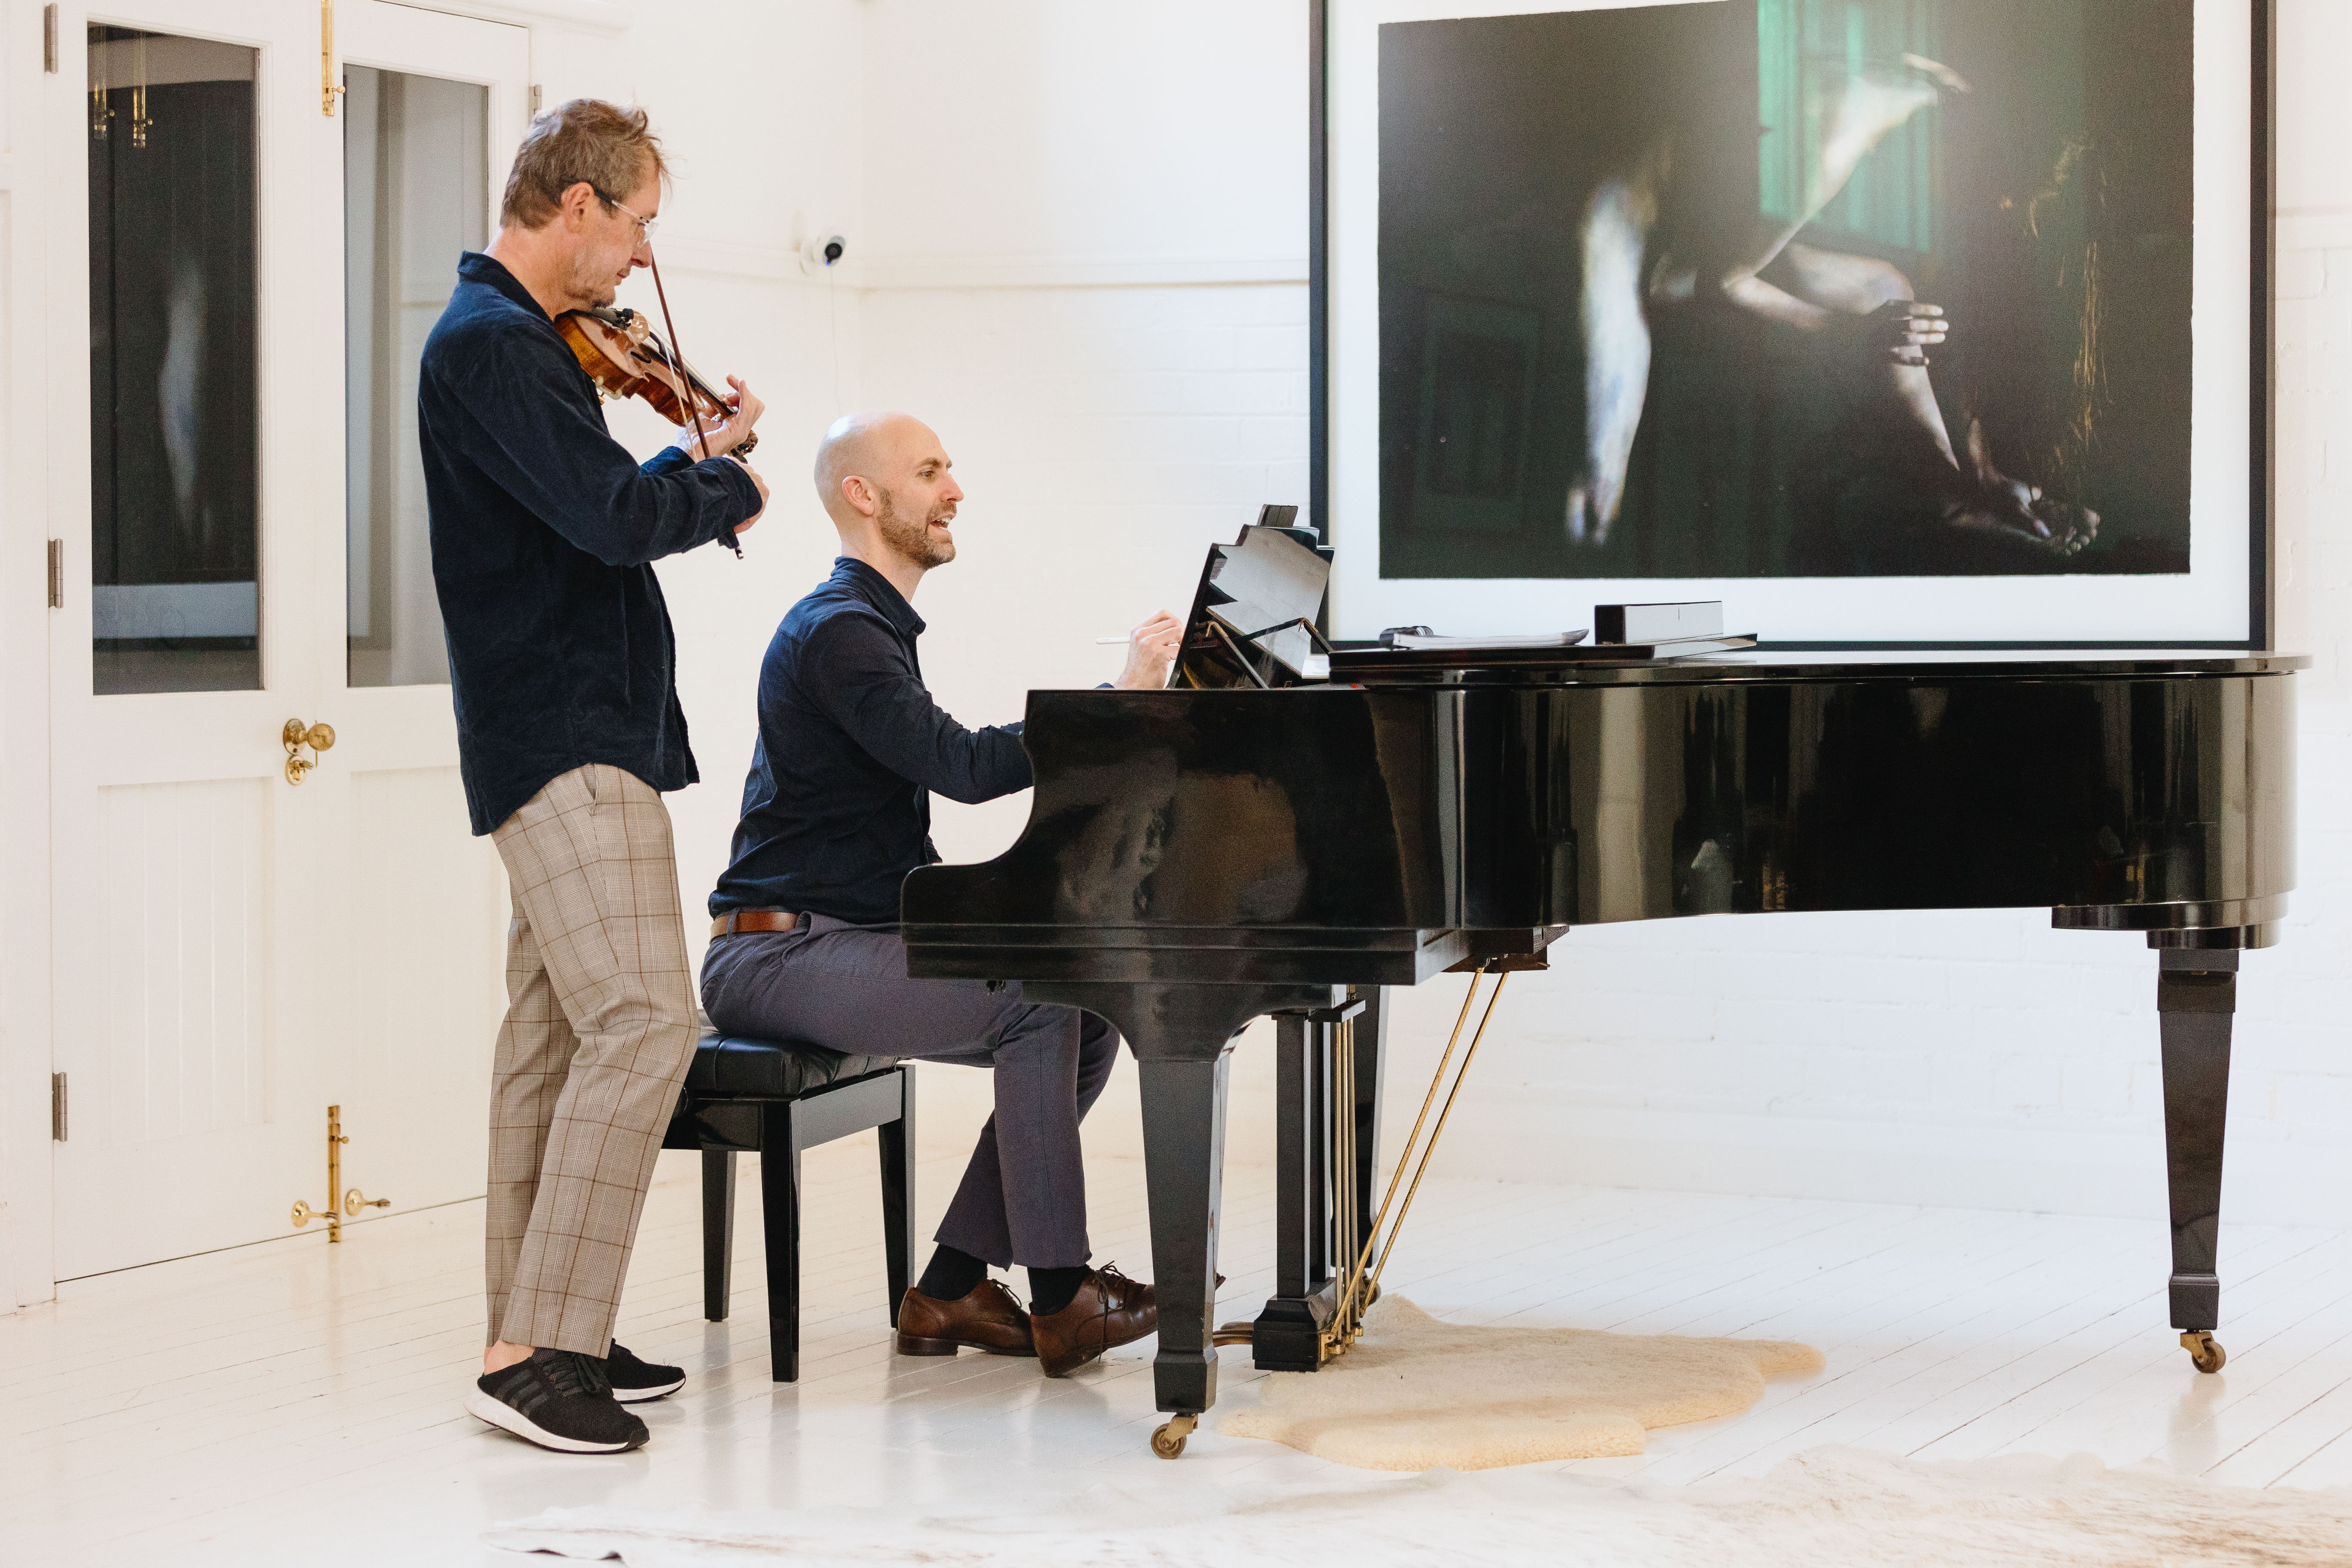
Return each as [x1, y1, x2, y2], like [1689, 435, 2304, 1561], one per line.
[484, 1446, 2352, 1566]
[1220, 1295, 1824, 1468]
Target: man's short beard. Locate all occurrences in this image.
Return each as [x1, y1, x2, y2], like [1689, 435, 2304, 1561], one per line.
[875, 486, 955, 569]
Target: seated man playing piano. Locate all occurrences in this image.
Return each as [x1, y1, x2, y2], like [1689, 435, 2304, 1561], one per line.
[701, 410, 1183, 1377]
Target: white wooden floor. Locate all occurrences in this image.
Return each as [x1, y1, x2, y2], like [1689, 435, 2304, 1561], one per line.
[8, 1138, 2352, 1566]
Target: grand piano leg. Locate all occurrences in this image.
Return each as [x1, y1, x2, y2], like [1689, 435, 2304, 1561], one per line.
[1139, 1050, 1230, 1431]
[1023, 978, 1342, 1458]
[1251, 1013, 1332, 1372]
[2158, 947, 2238, 1373]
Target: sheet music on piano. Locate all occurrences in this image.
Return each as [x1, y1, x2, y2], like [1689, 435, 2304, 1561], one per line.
[1173, 514, 1334, 690]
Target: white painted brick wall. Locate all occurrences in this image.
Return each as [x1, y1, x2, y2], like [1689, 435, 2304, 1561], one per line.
[740, 0, 2352, 1226]
[858, 283, 1314, 1170]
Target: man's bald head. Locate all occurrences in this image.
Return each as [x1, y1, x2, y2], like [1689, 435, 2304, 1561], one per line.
[814, 411, 924, 524]
[812, 411, 965, 586]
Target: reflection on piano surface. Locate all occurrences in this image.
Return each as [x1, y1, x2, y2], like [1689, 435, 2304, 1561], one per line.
[905, 539, 2300, 1456]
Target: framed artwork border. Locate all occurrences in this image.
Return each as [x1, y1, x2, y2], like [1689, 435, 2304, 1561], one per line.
[1307, 0, 2278, 650]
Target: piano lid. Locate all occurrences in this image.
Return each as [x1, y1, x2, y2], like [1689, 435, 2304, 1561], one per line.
[1327, 645, 2309, 687]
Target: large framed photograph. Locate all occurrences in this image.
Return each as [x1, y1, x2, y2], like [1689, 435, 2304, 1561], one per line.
[1315, 0, 2273, 646]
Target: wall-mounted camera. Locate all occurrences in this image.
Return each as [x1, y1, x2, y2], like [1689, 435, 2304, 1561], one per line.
[799, 233, 846, 276]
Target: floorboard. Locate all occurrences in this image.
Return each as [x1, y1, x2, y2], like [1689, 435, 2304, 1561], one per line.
[6, 1139, 2349, 1565]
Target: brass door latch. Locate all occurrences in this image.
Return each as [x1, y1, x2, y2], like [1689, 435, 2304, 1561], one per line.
[321, 0, 346, 116]
[282, 718, 336, 784]
[291, 1105, 389, 1241]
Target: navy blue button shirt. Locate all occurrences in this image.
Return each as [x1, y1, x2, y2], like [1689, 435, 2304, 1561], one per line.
[419, 251, 762, 836]
[711, 557, 1032, 925]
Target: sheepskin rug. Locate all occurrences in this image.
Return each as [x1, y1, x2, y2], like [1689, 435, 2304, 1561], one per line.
[1218, 1295, 1825, 1469]
[484, 1446, 2352, 1566]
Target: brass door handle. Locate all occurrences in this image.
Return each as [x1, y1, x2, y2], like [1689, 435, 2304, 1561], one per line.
[282, 718, 336, 784]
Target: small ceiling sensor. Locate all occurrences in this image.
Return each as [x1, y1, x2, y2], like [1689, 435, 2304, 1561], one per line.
[800, 233, 846, 276]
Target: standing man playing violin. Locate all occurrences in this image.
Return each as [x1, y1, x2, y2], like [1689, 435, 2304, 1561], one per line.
[418, 98, 767, 1455]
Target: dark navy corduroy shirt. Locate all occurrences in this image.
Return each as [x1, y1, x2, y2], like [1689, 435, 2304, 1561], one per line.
[419, 251, 762, 836]
[710, 557, 1032, 925]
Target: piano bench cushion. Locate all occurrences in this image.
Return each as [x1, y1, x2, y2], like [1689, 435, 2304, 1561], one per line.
[685, 1029, 900, 1100]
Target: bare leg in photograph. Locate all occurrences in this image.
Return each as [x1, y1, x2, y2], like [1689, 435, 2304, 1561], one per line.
[1567, 56, 2095, 560]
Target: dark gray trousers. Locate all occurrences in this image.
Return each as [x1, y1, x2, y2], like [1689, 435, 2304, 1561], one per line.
[699, 916, 1118, 1269]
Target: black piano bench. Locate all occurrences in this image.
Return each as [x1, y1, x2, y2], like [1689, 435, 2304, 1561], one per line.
[660, 1029, 917, 1382]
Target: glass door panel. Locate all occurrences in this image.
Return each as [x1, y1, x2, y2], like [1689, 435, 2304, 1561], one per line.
[343, 65, 484, 688]
[86, 27, 260, 695]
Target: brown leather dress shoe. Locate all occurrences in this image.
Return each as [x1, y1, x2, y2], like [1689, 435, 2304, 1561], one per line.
[1030, 1263, 1158, 1378]
[895, 1279, 1038, 1357]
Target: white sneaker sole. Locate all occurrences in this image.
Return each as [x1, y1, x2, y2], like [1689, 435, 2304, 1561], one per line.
[463, 1386, 644, 1453]
[612, 1375, 685, 1403]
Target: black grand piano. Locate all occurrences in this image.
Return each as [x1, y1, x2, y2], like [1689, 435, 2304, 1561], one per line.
[903, 525, 2300, 1457]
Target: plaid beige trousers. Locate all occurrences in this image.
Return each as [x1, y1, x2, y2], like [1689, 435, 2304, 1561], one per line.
[485, 763, 698, 1354]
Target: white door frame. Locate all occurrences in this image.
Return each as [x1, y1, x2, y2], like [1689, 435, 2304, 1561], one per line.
[2, 0, 64, 1311]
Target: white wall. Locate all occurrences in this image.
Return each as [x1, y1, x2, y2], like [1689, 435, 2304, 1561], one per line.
[824, 0, 2352, 1234]
[529, 0, 873, 959]
[839, 1, 1311, 1165]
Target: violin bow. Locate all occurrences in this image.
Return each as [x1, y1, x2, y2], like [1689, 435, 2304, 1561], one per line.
[643, 247, 743, 557]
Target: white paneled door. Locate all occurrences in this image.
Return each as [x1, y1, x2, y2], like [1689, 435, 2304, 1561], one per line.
[49, 2, 529, 1279]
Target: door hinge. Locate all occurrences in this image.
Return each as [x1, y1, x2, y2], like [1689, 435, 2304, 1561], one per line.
[46, 539, 62, 609]
[52, 1072, 67, 1142]
[529, 83, 542, 116]
[43, 5, 59, 73]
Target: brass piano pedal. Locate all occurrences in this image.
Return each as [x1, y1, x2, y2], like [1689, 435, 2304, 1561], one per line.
[1151, 1413, 1198, 1459]
[2181, 1330, 2226, 1374]
[1210, 1320, 1256, 1347]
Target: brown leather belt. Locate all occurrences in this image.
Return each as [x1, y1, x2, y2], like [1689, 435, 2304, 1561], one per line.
[710, 909, 802, 938]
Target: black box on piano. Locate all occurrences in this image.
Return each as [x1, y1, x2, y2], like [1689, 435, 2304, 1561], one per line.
[1594, 601, 1723, 645]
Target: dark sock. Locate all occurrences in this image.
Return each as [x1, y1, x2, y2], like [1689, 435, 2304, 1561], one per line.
[916, 1245, 987, 1302]
[1028, 1265, 1090, 1317]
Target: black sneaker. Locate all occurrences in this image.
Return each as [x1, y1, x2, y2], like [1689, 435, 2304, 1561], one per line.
[464, 1348, 648, 1454]
[605, 1341, 686, 1403]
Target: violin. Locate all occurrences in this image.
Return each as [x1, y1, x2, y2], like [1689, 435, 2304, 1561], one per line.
[557, 306, 756, 457]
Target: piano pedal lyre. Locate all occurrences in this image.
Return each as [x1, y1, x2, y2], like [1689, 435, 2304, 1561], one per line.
[1316, 967, 1513, 1364]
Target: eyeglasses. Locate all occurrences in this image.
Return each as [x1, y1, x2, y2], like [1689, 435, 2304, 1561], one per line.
[592, 189, 658, 241]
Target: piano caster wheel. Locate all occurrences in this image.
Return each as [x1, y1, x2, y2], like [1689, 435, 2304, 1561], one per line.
[1151, 1414, 1199, 1459]
[2181, 1331, 2226, 1374]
